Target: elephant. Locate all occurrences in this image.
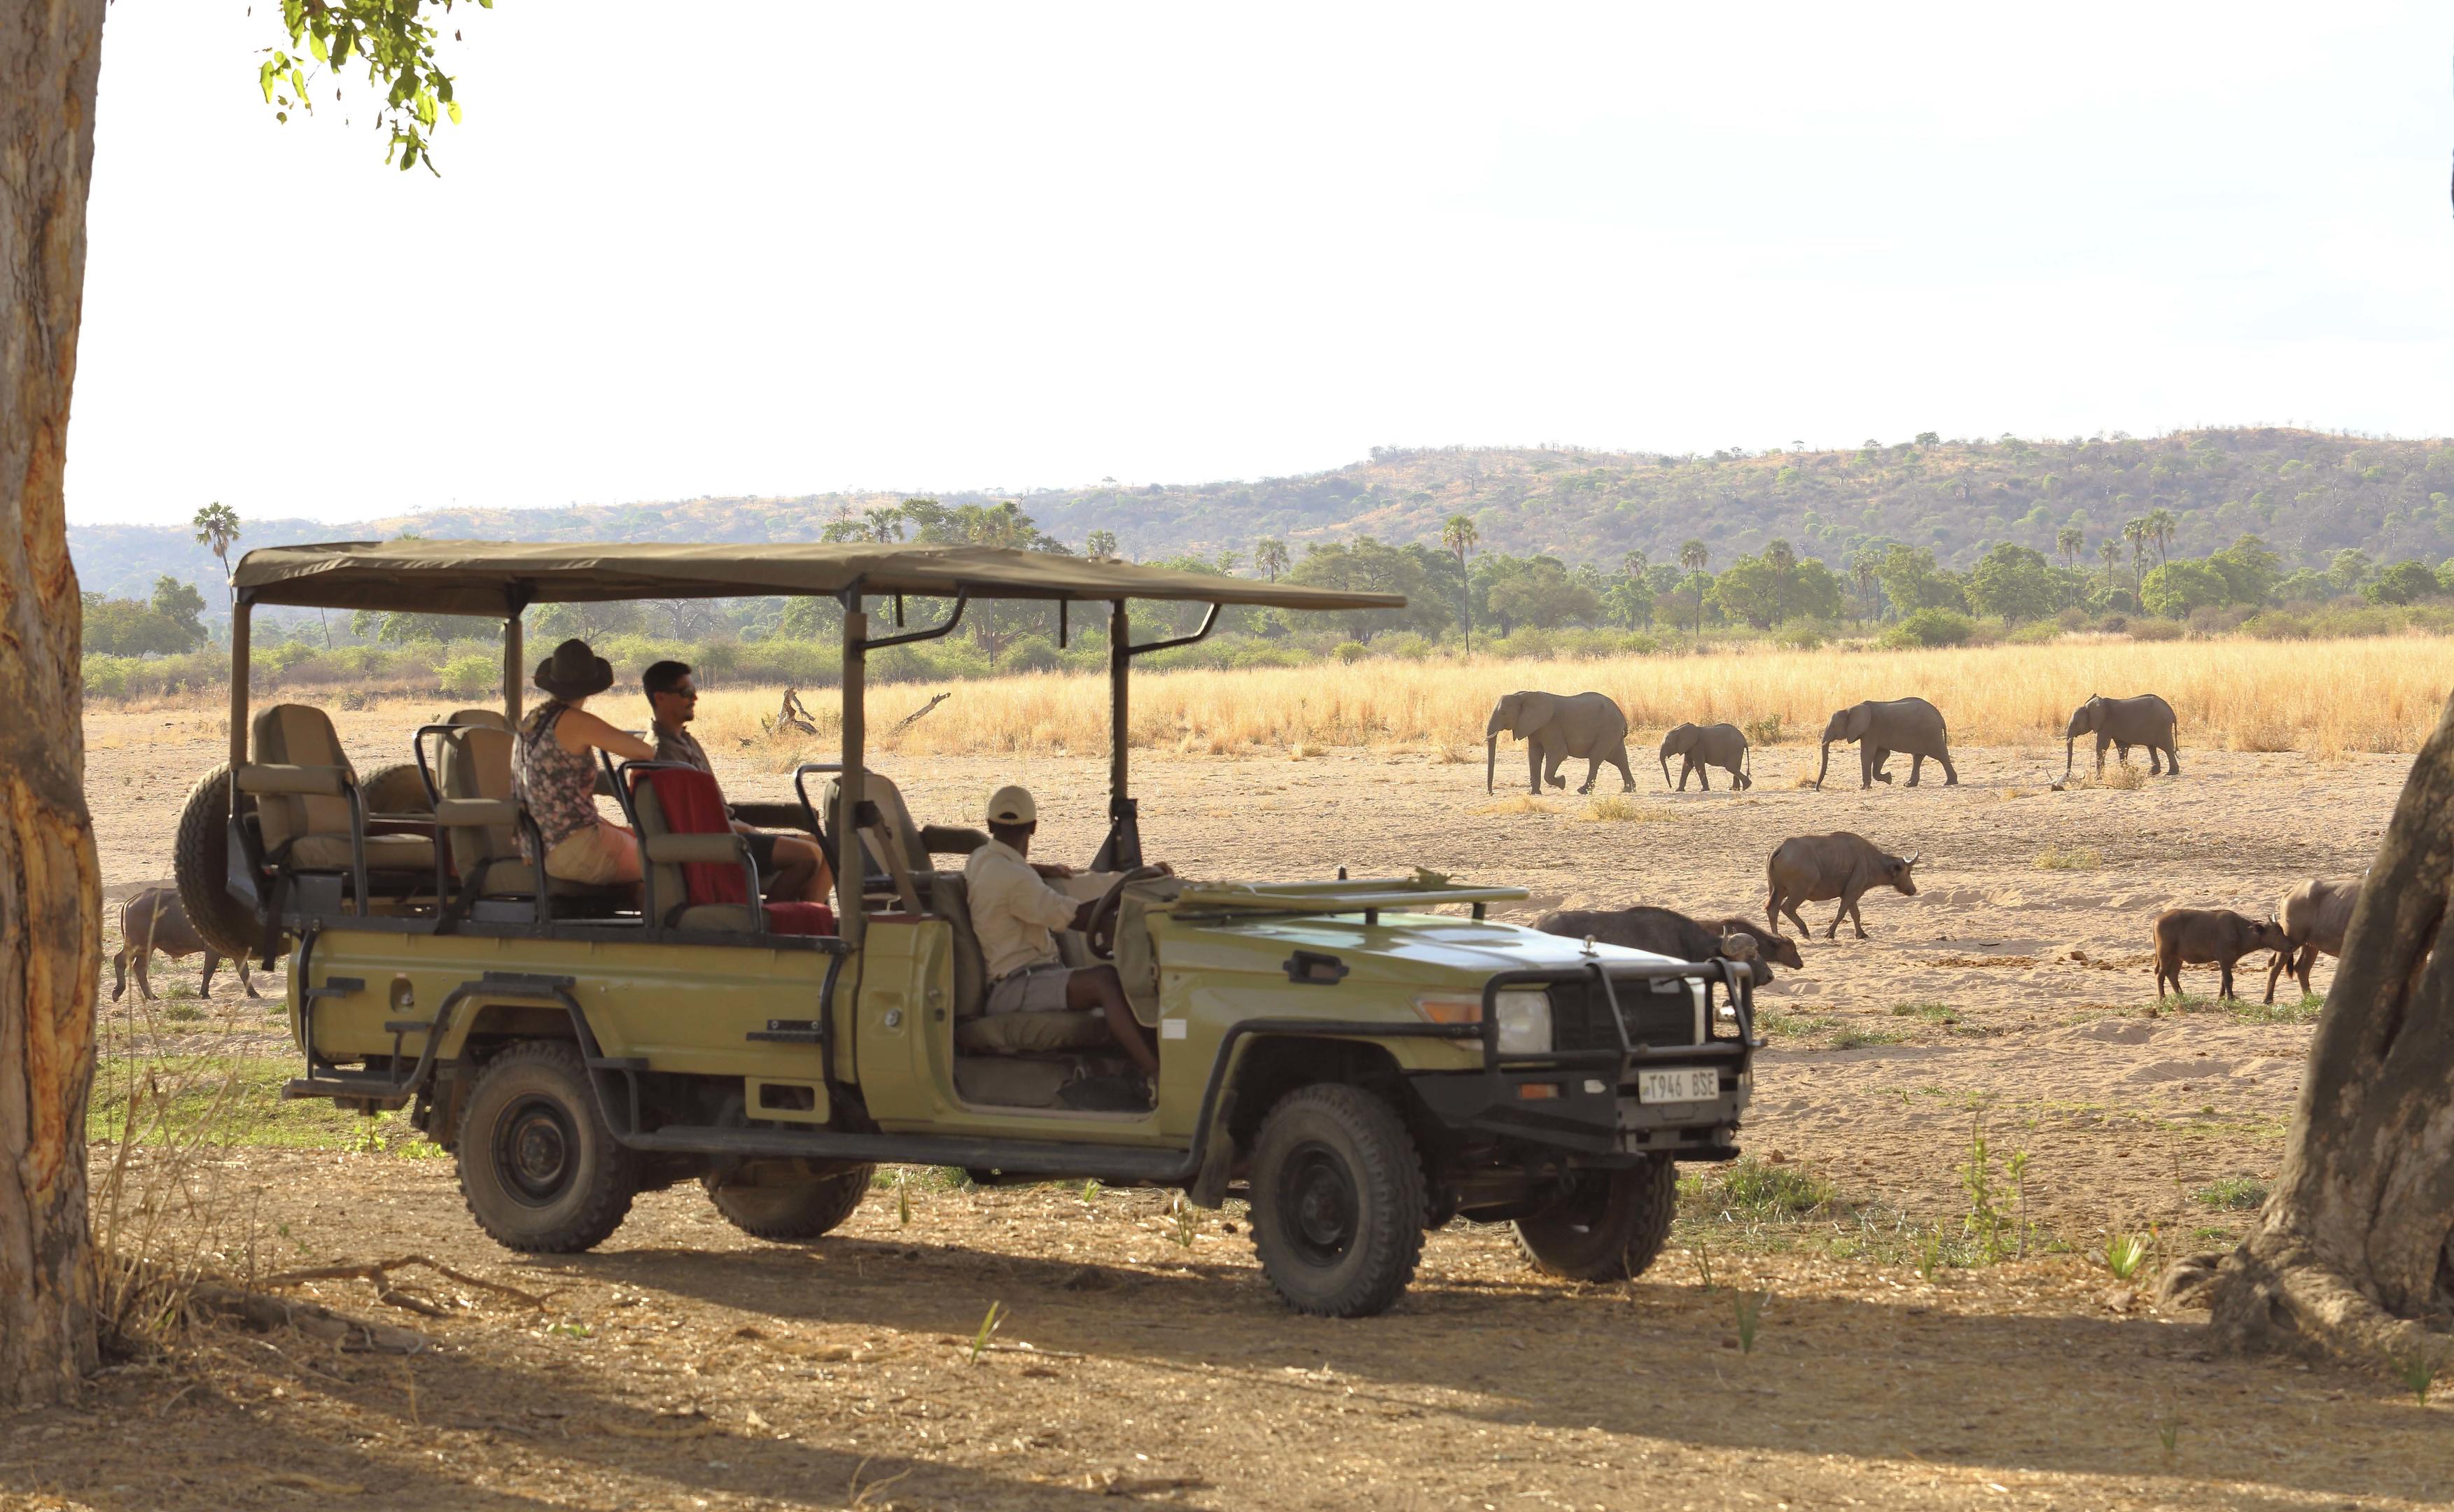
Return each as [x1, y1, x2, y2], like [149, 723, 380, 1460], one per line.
[1485, 690, 1636, 795]
[1659, 722, 1752, 791]
[1814, 696, 1956, 790]
[2065, 692, 2180, 778]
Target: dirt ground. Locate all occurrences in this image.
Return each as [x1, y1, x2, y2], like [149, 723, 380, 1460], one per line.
[23, 704, 2442, 1511]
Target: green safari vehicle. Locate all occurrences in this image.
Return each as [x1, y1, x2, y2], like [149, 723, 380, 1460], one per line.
[174, 541, 1757, 1317]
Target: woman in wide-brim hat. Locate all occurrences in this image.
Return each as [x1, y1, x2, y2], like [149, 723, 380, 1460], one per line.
[518, 638, 655, 892]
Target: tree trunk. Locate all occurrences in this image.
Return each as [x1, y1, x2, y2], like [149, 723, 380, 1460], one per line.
[0, 0, 108, 1407]
[2163, 690, 2454, 1373]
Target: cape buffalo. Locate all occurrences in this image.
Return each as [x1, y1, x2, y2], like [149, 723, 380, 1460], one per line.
[2263, 878, 2362, 1004]
[1534, 904, 1804, 986]
[1766, 833, 1920, 941]
[2152, 908, 2290, 1001]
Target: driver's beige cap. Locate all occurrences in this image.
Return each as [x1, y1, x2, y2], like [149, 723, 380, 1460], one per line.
[986, 785, 1037, 825]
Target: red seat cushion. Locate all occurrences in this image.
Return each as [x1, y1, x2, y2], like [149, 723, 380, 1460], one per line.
[643, 766, 748, 906]
[762, 901, 837, 937]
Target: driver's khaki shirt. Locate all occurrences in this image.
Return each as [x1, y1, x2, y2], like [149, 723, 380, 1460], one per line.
[964, 839, 1082, 981]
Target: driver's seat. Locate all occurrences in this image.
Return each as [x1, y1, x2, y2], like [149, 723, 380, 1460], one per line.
[927, 872, 1108, 1055]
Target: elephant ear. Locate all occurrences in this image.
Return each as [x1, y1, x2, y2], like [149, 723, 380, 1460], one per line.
[1516, 691, 1557, 734]
[1846, 704, 1874, 740]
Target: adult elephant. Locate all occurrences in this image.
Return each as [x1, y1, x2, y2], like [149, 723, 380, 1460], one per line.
[1486, 691, 1636, 795]
[1814, 696, 1956, 790]
[1658, 722, 1751, 791]
[2065, 692, 2180, 778]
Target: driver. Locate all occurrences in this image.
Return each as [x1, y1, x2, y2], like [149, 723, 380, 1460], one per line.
[963, 785, 1160, 1078]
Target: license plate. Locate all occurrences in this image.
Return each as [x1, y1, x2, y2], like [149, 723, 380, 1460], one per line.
[1636, 1068, 1720, 1105]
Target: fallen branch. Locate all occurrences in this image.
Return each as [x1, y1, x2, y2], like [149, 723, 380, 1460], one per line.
[893, 692, 952, 734]
[262, 1254, 550, 1315]
[190, 1283, 429, 1354]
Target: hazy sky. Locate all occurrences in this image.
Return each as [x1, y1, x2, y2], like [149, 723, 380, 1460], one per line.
[66, 3, 2454, 526]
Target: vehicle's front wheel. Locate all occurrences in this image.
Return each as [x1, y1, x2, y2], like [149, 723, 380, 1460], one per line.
[704, 1161, 874, 1240]
[1248, 1084, 1427, 1317]
[456, 1042, 637, 1253]
[1512, 1157, 1676, 1282]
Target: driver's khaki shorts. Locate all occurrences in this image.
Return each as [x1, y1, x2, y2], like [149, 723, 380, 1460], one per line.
[986, 963, 1075, 1016]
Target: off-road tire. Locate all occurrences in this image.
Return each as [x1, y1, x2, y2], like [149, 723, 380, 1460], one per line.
[703, 1161, 875, 1240]
[361, 761, 434, 816]
[173, 764, 261, 962]
[456, 1042, 637, 1253]
[1512, 1156, 1676, 1282]
[1248, 1084, 1428, 1317]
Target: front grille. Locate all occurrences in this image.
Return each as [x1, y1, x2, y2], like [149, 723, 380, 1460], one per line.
[1549, 978, 1697, 1053]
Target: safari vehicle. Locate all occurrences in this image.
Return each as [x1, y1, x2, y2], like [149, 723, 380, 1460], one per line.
[172, 541, 1757, 1317]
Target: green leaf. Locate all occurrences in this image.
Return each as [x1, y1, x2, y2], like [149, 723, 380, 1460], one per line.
[307, 29, 328, 63]
[258, 59, 280, 104]
[331, 27, 352, 65]
[446, 99, 463, 126]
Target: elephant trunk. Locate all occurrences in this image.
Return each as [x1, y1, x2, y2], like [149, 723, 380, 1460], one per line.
[1486, 734, 1498, 794]
[1659, 752, 1673, 790]
[2063, 736, 2075, 778]
[1814, 740, 1832, 791]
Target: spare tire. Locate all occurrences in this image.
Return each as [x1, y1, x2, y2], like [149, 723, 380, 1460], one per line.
[361, 761, 434, 816]
[173, 764, 263, 962]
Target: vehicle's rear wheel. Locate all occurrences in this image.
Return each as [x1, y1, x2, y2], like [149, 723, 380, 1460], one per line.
[456, 1042, 636, 1252]
[703, 1160, 874, 1240]
[360, 760, 433, 816]
[1248, 1084, 1427, 1317]
[1512, 1157, 1676, 1282]
[172, 763, 262, 961]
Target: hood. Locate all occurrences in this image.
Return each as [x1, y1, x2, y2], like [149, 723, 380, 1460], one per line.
[1166, 911, 1689, 989]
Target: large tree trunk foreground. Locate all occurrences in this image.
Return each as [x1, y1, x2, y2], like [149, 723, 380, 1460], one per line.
[2165, 690, 2454, 1371]
[0, 0, 108, 1408]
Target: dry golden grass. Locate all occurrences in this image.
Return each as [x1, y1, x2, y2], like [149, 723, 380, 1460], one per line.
[1582, 794, 1670, 823]
[328, 633, 2450, 762]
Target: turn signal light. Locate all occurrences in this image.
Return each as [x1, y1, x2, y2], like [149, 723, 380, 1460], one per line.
[1517, 1083, 1560, 1100]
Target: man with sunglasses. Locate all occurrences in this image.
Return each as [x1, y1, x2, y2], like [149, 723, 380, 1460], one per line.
[643, 660, 831, 905]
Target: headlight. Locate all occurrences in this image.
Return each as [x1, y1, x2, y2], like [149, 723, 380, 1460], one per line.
[1491, 988, 1552, 1054]
[1412, 989, 1552, 1054]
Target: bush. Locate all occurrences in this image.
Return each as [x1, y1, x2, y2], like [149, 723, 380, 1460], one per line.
[2241, 611, 2310, 640]
[1776, 624, 1825, 651]
[438, 652, 496, 699]
[83, 655, 131, 700]
[1332, 641, 1369, 664]
[2127, 618, 2185, 643]
[2005, 620, 2063, 645]
[1001, 634, 1062, 674]
[1879, 608, 1974, 649]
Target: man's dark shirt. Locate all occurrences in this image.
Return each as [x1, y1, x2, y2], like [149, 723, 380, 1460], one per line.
[653, 720, 712, 774]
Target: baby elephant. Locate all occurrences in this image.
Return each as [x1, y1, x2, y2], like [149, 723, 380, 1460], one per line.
[1766, 832, 1920, 941]
[2264, 876, 2362, 1003]
[2152, 909, 2291, 1001]
[1534, 904, 1804, 986]
[1658, 722, 1752, 792]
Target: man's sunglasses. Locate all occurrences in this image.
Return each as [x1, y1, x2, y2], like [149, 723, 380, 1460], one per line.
[658, 687, 699, 701]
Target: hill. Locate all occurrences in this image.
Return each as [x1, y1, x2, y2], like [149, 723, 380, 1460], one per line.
[67, 428, 2454, 604]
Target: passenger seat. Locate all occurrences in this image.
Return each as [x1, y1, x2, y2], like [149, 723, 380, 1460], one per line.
[631, 765, 834, 937]
[431, 724, 627, 924]
[239, 703, 435, 883]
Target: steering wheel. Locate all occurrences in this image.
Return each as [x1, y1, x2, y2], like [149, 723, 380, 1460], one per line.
[1084, 865, 1170, 960]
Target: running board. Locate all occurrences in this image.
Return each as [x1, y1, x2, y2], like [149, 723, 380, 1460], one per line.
[622, 1124, 1194, 1182]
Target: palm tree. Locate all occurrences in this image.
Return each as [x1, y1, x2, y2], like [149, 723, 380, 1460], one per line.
[2145, 507, 2177, 567]
[862, 505, 905, 544]
[1254, 538, 1288, 584]
[2056, 526, 2084, 569]
[1441, 514, 1479, 650]
[2122, 519, 2148, 592]
[1849, 549, 1881, 624]
[193, 501, 241, 603]
[1678, 539, 1709, 635]
[2099, 538, 2119, 590]
[1085, 528, 1118, 561]
[1765, 538, 1797, 625]
[1620, 548, 1647, 579]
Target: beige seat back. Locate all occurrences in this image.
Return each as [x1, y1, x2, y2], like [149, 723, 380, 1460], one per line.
[449, 708, 511, 731]
[821, 771, 928, 904]
[925, 873, 988, 1018]
[437, 725, 522, 883]
[251, 703, 356, 858]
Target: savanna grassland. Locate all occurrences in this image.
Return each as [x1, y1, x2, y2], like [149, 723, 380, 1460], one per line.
[32, 634, 2454, 1511]
[684, 633, 2453, 763]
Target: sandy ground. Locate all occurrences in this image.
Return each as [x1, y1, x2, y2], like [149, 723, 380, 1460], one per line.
[33, 704, 2432, 1511]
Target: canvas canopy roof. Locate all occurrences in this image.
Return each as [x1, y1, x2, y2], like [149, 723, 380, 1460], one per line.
[231, 540, 1406, 617]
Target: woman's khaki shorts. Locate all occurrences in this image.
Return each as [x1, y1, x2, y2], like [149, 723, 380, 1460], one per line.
[544, 820, 637, 886]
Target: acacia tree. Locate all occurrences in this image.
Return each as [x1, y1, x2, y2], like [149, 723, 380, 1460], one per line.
[0, 0, 484, 1408]
[2163, 693, 2454, 1378]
